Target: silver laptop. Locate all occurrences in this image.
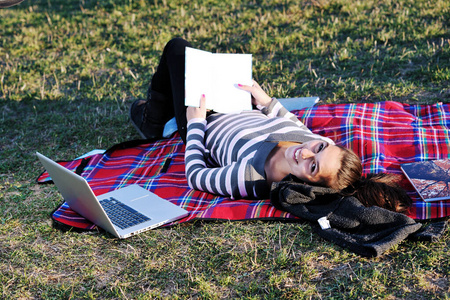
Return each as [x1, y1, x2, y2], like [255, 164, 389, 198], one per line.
[37, 152, 189, 238]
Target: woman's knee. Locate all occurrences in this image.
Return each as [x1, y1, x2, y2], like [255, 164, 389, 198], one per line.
[164, 37, 192, 56]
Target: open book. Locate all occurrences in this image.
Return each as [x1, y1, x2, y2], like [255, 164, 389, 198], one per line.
[401, 159, 450, 202]
[185, 47, 252, 114]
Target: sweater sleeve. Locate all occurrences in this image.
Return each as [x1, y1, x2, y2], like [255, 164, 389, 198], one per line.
[258, 98, 311, 132]
[184, 118, 253, 199]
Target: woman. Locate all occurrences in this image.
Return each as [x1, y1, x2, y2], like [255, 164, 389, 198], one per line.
[130, 38, 411, 213]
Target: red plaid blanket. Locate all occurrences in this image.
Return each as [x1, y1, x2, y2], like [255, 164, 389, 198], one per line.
[38, 101, 450, 230]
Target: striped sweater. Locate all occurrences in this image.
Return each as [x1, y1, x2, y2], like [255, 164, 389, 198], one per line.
[185, 98, 334, 199]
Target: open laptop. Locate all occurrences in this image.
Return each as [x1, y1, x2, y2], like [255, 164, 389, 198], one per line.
[36, 152, 189, 238]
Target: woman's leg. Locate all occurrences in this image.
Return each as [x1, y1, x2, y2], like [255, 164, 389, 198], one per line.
[149, 38, 192, 142]
[130, 38, 192, 142]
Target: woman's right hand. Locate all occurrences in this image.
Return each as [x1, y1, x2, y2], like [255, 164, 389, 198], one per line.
[238, 80, 272, 107]
[186, 94, 207, 122]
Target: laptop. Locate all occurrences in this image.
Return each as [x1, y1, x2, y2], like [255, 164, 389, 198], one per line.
[36, 152, 189, 238]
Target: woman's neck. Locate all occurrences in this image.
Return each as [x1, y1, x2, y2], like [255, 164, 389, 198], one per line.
[264, 141, 298, 185]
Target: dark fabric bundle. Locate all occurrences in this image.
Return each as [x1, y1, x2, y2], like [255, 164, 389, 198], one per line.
[270, 174, 447, 257]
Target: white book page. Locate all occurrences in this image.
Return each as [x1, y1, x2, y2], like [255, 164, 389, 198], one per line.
[185, 47, 252, 113]
[210, 53, 252, 113]
[185, 47, 213, 108]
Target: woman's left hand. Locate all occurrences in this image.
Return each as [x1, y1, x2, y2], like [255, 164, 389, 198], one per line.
[238, 80, 272, 107]
[186, 94, 207, 121]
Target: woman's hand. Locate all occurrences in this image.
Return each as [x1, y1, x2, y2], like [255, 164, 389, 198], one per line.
[238, 80, 272, 107]
[186, 94, 207, 122]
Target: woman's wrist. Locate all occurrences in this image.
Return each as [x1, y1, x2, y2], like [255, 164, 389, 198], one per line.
[259, 97, 273, 107]
[187, 117, 206, 126]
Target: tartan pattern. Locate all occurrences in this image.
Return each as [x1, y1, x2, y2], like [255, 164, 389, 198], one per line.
[39, 101, 450, 230]
[300, 101, 450, 219]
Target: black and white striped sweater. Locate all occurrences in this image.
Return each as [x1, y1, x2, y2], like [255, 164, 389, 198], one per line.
[185, 98, 334, 199]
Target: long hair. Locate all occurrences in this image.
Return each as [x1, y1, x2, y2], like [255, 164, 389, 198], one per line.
[331, 146, 412, 213]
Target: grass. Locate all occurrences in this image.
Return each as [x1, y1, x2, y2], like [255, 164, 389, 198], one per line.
[1, 0, 450, 298]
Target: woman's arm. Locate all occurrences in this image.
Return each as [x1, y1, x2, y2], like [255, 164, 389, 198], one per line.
[185, 95, 253, 199]
[238, 80, 309, 130]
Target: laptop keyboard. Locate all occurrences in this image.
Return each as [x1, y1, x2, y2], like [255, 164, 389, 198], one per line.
[99, 197, 151, 230]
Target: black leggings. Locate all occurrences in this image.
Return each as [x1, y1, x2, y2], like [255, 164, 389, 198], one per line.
[148, 38, 193, 143]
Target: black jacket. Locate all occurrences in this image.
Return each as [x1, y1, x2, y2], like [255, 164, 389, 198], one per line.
[270, 174, 447, 257]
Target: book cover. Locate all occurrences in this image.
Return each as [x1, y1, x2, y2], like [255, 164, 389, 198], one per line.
[400, 159, 450, 202]
[185, 47, 252, 114]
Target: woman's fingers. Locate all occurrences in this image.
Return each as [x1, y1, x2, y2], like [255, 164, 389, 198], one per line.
[237, 80, 272, 107]
[251, 80, 261, 88]
[199, 93, 206, 108]
[237, 80, 259, 90]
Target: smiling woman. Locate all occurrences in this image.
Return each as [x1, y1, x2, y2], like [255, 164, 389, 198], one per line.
[265, 140, 343, 189]
[130, 38, 412, 213]
[183, 99, 337, 200]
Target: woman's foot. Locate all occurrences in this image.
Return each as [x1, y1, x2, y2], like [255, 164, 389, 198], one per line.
[0, 0, 24, 8]
[130, 99, 165, 140]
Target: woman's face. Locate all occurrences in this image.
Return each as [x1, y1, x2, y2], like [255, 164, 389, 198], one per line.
[284, 140, 343, 187]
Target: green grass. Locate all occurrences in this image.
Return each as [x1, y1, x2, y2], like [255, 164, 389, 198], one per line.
[1, 0, 450, 298]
